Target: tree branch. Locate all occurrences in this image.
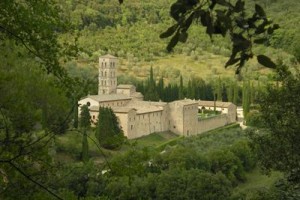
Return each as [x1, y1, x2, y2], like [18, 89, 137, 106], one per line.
[8, 161, 63, 200]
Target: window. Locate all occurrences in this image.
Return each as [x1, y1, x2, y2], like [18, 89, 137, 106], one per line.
[86, 102, 91, 106]
[93, 115, 95, 119]
[105, 71, 107, 77]
[131, 125, 133, 130]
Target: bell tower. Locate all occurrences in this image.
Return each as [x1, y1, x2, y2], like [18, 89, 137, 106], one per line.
[98, 54, 117, 95]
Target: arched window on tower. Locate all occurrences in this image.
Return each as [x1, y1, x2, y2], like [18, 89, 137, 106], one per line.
[105, 71, 107, 77]
[101, 71, 103, 76]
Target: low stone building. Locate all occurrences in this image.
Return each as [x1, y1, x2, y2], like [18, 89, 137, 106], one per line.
[79, 54, 237, 139]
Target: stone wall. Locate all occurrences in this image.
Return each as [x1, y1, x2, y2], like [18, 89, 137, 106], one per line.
[130, 110, 167, 139]
[196, 114, 229, 135]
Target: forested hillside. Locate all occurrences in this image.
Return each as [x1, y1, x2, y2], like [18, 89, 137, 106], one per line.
[59, 0, 300, 103]
[62, 0, 299, 78]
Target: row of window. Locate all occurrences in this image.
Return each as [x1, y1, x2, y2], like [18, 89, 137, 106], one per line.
[99, 101, 127, 107]
[100, 71, 115, 77]
[184, 105, 198, 110]
[101, 62, 115, 68]
[100, 80, 116, 86]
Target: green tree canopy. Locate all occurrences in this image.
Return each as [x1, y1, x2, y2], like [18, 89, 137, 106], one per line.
[95, 107, 125, 150]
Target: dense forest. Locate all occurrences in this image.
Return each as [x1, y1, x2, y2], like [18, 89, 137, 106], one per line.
[0, 0, 300, 199]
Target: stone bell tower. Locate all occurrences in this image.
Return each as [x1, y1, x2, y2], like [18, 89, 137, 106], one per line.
[98, 54, 117, 95]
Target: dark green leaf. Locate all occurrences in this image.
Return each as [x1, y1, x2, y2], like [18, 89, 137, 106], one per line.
[167, 31, 180, 52]
[200, 11, 209, 26]
[160, 24, 179, 38]
[225, 57, 240, 68]
[234, 0, 244, 12]
[216, 0, 232, 7]
[170, 2, 186, 21]
[257, 55, 277, 69]
[255, 4, 266, 17]
[182, 13, 194, 32]
[254, 38, 267, 44]
[179, 32, 188, 43]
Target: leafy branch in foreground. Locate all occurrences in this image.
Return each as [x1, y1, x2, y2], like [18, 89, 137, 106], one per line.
[159, 0, 279, 74]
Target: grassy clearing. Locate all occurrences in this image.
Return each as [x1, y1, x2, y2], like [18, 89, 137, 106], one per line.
[232, 167, 283, 196]
[132, 131, 179, 148]
[55, 130, 179, 163]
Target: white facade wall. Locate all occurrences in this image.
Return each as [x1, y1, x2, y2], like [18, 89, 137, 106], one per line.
[98, 99, 131, 107]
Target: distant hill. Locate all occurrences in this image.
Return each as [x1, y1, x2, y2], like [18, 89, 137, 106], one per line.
[61, 0, 299, 83]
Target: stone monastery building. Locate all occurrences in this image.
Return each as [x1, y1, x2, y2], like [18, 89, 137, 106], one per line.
[79, 55, 237, 139]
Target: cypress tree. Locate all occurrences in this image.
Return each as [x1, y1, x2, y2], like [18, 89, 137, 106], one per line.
[242, 81, 250, 120]
[82, 130, 89, 163]
[157, 77, 164, 100]
[79, 105, 91, 163]
[217, 77, 222, 101]
[73, 96, 78, 129]
[179, 75, 184, 99]
[227, 82, 233, 103]
[233, 82, 238, 105]
[144, 66, 159, 101]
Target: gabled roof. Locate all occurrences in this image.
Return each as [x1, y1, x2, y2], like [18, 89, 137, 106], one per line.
[89, 106, 135, 113]
[99, 54, 117, 59]
[198, 101, 235, 108]
[117, 84, 135, 89]
[170, 99, 198, 106]
[81, 94, 131, 102]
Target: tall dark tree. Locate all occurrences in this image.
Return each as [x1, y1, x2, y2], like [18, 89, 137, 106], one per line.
[179, 75, 184, 99]
[79, 105, 91, 163]
[242, 81, 250, 119]
[250, 66, 300, 197]
[144, 66, 159, 101]
[95, 107, 125, 150]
